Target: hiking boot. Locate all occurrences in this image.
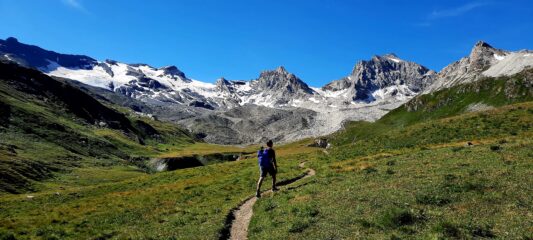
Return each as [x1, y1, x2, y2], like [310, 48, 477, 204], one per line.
[255, 192, 261, 198]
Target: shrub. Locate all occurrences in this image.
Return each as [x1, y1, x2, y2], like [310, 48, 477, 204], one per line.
[434, 222, 462, 238]
[363, 167, 377, 174]
[0, 231, 16, 240]
[288, 220, 310, 233]
[416, 193, 452, 206]
[468, 224, 495, 238]
[451, 146, 464, 152]
[376, 208, 420, 229]
[490, 145, 501, 151]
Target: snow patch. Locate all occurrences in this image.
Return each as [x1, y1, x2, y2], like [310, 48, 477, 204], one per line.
[494, 54, 505, 61]
[371, 84, 414, 101]
[387, 56, 401, 63]
[308, 97, 320, 103]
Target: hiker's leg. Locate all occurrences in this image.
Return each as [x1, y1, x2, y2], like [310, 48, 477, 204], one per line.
[256, 176, 264, 193]
[272, 172, 277, 190]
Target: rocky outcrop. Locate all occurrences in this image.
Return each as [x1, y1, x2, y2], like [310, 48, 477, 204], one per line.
[254, 66, 316, 100]
[323, 54, 436, 101]
[308, 138, 329, 148]
[425, 41, 533, 93]
[425, 41, 507, 92]
[158, 65, 187, 80]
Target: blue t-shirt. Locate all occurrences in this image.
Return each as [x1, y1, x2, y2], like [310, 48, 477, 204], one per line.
[258, 149, 274, 168]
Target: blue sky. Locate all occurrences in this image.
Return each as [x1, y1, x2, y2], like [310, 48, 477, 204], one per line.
[1, 0, 532, 87]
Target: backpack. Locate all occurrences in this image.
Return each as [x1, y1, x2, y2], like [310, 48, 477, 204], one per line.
[258, 149, 272, 167]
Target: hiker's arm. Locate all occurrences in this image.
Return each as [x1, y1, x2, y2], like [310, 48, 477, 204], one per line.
[273, 150, 278, 168]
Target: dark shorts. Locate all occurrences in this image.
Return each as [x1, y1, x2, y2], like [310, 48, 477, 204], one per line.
[260, 166, 276, 177]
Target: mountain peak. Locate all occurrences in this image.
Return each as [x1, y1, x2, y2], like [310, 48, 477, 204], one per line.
[6, 37, 18, 43]
[159, 65, 186, 79]
[257, 66, 315, 96]
[470, 41, 498, 56]
[468, 40, 507, 69]
[474, 40, 493, 49]
[276, 66, 287, 73]
[370, 53, 403, 63]
[215, 77, 231, 92]
[383, 53, 398, 58]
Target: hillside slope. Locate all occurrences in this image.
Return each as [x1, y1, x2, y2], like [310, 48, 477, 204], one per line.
[248, 69, 532, 239]
[250, 102, 532, 239]
[330, 68, 533, 147]
[0, 61, 194, 193]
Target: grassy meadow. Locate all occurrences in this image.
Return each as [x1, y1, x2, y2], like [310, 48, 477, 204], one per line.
[248, 102, 532, 239]
[1, 65, 532, 239]
[0, 139, 318, 239]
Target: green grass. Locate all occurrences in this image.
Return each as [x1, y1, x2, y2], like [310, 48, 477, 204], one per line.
[380, 69, 533, 128]
[0, 146, 313, 239]
[249, 103, 533, 239]
[3, 101, 529, 239]
[0, 65, 532, 239]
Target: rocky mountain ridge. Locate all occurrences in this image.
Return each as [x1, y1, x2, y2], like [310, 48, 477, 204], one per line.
[1, 37, 531, 144]
[323, 53, 437, 102]
[425, 41, 533, 92]
[0, 37, 435, 111]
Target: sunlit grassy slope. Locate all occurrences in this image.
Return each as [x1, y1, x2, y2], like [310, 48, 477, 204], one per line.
[248, 70, 533, 239]
[250, 102, 532, 239]
[0, 140, 317, 239]
[0, 63, 531, 239]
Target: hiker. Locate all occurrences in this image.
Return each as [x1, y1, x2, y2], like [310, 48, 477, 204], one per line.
[256, 140, 278, 198]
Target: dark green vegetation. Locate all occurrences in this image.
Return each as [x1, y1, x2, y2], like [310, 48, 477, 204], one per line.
[0, 65, 532, 239]
[383, 68, 533, 128]
[0, 62, 194, 193]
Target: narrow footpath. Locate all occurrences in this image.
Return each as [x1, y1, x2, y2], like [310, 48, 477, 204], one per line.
[223, 162, 316, 240]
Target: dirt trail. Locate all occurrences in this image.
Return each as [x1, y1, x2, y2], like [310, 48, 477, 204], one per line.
[225, 162, 315, 240]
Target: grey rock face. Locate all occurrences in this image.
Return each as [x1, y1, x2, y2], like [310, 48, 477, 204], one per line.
[179, 104, 317, 144]
[158, 65, 187, 80]
[255, 66, 316, 97]
[97, 62, 114, 77]
[323, 54, 436, 101]
[425, 41, 510, 92]
[215, 78, 246, 96]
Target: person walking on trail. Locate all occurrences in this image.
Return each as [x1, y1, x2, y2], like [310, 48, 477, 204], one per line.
[256, 140, 278, 198]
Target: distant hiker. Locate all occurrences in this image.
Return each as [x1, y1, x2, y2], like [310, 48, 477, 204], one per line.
[256, 140, 278, 198]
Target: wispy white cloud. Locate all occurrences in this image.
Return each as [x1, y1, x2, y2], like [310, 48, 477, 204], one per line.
[416, 2, 491, 27]
[61, 0, 89, 13]
[429, 2, 489, 20]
